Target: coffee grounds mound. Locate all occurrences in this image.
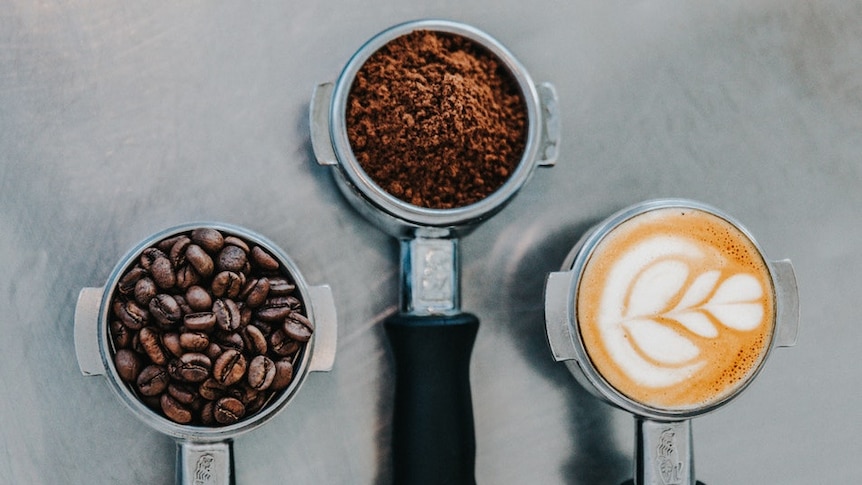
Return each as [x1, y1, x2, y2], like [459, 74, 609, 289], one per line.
[346, 30, 527, 209]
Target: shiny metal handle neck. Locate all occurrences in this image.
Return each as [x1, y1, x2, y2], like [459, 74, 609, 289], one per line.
[177, 440, 234, 485]
[400, 237, 460, 315]
[635, 418, 697, 485]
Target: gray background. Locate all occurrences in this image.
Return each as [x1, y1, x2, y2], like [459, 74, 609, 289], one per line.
[1, 1, 860, 483]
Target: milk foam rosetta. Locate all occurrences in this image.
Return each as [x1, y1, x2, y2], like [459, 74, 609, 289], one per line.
[576, 207, 774, 410]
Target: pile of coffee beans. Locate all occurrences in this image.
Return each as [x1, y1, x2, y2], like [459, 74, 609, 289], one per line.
[108, 228, 313, 426]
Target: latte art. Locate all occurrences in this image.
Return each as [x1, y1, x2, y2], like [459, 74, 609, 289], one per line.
[577, 207, 774, 410]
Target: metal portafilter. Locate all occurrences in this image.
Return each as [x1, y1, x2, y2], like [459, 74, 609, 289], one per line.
[544, 199, 800, 485]
[74, 222, 337, 485]
[310, 19, 559, 484]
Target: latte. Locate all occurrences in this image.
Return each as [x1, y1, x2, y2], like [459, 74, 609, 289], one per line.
[576, 206, 774, 411]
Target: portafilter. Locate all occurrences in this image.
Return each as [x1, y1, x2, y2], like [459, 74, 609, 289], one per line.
[310, 18, 559, 484]
[75, 222, 337, 485]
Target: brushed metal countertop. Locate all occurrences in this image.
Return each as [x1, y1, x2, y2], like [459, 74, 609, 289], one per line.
[1, 1, 860, 483]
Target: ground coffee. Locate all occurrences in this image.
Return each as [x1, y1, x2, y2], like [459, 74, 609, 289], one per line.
[346, 30, 527, 209]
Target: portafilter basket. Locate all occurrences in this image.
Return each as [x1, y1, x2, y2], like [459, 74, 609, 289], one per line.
[310, 19, 559, 484]
[544, 199, 799, 485]
[74, 222, 337, 485]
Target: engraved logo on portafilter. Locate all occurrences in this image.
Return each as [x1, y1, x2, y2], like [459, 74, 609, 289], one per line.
[577, 207, 774, 410]
[656, 428, 683, 485]
[193, 453, 215, 485]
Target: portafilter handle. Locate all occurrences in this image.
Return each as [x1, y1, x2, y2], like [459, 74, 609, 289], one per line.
[383, 236, 478, 485]
[385, 312, 479, 485]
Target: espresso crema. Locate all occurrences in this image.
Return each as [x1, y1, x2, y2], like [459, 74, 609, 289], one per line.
[576, 207, 774, 410]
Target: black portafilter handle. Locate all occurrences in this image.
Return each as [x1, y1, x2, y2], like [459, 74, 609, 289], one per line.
[385, 312, 479, 485]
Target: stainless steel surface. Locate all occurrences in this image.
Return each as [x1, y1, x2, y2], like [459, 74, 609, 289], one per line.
[1, 1, 860, 484]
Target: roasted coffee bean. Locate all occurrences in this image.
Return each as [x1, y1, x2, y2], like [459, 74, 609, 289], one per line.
[169, 236, 192, 267]
[114, 349, 142, 383]
[118, 266, 147, 296]
[139, 327, 169, 366]
[217, 331, 244, 351]
[217, 245, 247, 274]
[205, 342, 223, 361]
[200, 401, 216, 425]
[213, 298, 241, 331]
[213, 349, 246, 386]
[149, 254, 176, 289]
[114, 300, 148, 330]
[269, 329, 300, 357]
[251, 319, 274, 337]
[111, 320, 133, 349]
[180, 331, 210, 352]
[240, 277, 270, 308]
[226, 385, 253, 405]
[267, 277, 296, 296]
[264, 295, 301, 312]
[284, 313, 314, 343]
[156, 234, 185, 253]
[166, 359, 182, 381]
[172, 353, 212, 383]
[131, 330, 144, 354]
[191, 228, 224, 254]
[174, 294, 193, 315]
[256, 298, 294, 323]
[214, 397, 245, 425]
[251, 246, 279, 272]
[184, 312, 217, 332]
[240, 305, 252, 327]
[133, 277, 158, 306]
[185, 244, 214, 278]
[167, 383, 198, 406]
[223, 236, 250, 254]
[270, 359, 294, 391]
[162, 332, 183, 358]
[137, 365, 169, 396]
[161, 393, 193, 424]
[244, 388, 267, 415]
[185, 285, 213, 312]
[175, 264, 200, 290]
[149, 293, 182, 327]
[199, 378, 227, 401]
[212, 271, 244, 299]
[140, 248, 167, 271]
[242, 324, 268, 355]
[247, 355, 276, 391]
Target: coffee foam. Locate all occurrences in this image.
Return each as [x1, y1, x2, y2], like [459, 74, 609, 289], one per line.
[577, 207, 774, 411]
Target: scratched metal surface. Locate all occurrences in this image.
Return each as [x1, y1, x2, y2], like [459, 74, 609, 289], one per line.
[1, 1, 860, 484]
